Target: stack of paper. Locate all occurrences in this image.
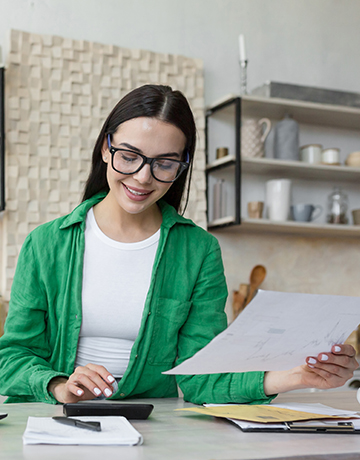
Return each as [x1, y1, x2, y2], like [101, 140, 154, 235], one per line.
[23, 416, 143, 445]
[179, 403, 360, 433]
[179, 403, 360, 423]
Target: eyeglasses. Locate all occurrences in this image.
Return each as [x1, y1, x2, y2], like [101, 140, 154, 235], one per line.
[107, 135, 189, 183]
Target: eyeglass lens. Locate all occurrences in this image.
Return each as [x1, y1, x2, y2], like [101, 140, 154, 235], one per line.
[113, 150, 183, 182]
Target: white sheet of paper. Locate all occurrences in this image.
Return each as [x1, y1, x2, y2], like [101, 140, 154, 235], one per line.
[23, 416, 143, 445]
[164, 290, 360, 375]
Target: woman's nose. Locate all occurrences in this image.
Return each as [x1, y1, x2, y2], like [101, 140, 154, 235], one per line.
[132, 163, 153, 184]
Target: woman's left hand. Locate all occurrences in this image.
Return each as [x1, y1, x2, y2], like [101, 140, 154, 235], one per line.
[302, 344, 358, 390]
[263, 344, 358, 396]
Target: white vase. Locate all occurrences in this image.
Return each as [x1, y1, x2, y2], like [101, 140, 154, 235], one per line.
[266, 179, 292, 221]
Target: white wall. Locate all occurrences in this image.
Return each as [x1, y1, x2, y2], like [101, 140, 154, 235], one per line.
[0, 0, 360, 106]
[0, 0, 359, 319]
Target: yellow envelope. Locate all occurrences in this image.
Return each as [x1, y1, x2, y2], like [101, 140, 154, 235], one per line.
[177, 405, 355, 423]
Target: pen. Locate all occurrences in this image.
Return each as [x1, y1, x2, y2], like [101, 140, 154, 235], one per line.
[52, 416, 101, 432]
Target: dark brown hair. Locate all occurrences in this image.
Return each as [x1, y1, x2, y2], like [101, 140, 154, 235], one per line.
[82, 84, 196, 213]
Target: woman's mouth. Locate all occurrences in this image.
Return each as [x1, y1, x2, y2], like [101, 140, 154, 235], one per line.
[122, 183, 153, 201]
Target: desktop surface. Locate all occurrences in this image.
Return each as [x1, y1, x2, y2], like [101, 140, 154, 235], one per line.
[1, 391, 360, 460]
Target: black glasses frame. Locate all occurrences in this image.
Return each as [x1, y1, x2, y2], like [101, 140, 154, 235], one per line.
[107, 134, 189, 183]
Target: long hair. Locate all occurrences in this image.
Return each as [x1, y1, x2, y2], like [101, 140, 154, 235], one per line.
[82, 84, 196, 213]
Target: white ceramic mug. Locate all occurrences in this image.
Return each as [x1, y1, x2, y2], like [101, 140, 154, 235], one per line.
[291, 204, 323, 222]
[266, 179, 292, 221]
[300, 144, 322, 164]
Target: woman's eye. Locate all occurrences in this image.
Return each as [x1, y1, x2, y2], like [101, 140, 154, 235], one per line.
[119, 151, 138, 162]
[156, 160, 176, 170]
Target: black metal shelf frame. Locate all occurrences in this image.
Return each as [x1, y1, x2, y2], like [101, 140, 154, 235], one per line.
[205, 97, 241, 228]
[0, 67, 4, 211]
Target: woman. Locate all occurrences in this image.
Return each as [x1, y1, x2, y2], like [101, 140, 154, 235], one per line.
[0, 85, 356, 405]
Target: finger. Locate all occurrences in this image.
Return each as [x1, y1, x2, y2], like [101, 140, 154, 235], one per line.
[69, 372, 105, 397]
[73, 366, 114, 397]
[84, 363, 116, 386]
[307, 356, 354, 380]
[316, 352, 358, 371]
[331, 344, 356, 357]
[66, 382, 86, 398]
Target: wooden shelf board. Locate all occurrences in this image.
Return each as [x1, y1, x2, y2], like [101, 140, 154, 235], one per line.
[206, 155, 236, 171]
[241, 95, 360, 129]
[212, 218, 360, 238]
[208, 215, 236, 228]
[241, 157, 360, 182]
[207, 94, 360, 129]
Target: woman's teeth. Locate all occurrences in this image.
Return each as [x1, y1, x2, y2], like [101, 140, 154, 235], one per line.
[124, 184, 151, 196]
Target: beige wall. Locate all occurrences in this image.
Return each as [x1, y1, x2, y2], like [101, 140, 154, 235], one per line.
[212, 229, 360, 321]
[0, 29, 206, 302]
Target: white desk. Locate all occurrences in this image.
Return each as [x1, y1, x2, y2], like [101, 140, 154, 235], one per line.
[1, 391, 360, 460]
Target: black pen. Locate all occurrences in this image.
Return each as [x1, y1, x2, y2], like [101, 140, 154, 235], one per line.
[52, 416, 101, 432]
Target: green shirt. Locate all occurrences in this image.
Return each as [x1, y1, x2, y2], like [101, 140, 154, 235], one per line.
[0, 193, 274, 405]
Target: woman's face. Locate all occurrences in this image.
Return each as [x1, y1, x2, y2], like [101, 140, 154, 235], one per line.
[102, 117, 186, 216]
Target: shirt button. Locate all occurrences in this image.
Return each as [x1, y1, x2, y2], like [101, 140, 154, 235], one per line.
[135, 354, 138, 358]
[148, 311, 151, 316]
[120, 393, 125, 397]
[75, 315, 78, 319]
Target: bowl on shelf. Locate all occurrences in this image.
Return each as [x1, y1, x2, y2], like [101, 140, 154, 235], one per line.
[345, 151, 360, 167]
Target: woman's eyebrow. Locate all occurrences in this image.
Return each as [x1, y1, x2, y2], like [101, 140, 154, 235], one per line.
[119, 142, 142, 152]
[119, 142, 180, 158]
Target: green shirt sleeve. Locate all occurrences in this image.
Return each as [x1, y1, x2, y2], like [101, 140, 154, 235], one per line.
[0, 234, 68, 404]
[175, 236, 276, 405]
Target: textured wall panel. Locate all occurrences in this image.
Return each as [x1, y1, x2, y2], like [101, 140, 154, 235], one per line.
[1, 29, 206, 300]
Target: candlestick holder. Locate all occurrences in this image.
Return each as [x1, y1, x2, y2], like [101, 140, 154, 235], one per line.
[240, 60, 248, 95]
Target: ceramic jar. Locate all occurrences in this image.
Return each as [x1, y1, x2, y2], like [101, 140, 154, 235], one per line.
[241, 118, 271, 158]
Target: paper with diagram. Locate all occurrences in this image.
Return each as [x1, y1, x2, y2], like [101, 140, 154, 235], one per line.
[164, 290, 360, 375]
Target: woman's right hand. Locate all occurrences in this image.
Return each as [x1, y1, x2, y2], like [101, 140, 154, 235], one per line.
[48, 364, 116, 403]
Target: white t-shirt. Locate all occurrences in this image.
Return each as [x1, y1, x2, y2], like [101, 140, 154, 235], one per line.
[74, 207, 160, 377]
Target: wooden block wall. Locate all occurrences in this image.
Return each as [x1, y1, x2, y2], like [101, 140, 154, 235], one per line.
[1, 29, 206, 301]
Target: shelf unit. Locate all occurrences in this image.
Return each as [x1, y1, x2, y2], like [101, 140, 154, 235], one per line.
[0, 67, 4, 211]
[205, 94, 360, 236]
[205, 96, 241, 226]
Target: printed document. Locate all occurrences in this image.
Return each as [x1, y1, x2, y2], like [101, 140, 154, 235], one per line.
[164, 290, 360, 375]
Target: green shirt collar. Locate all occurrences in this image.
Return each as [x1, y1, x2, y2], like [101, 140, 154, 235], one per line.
[59, 192, 195, 230]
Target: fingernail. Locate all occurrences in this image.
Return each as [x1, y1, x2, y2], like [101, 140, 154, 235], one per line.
[107, 375, 115, 383]
[308, 364, 315, 368]
[334, 346, 341, 352]
[320, 354, 329, 361]
[104, 388, 112, 397]
[77, 389, 83, 396]
[94, 387, 101, 396]
[308, 358, 316, 364]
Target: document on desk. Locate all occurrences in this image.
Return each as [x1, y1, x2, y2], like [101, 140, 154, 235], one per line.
[164, 290, 360, 375]
[178, 403, 359, 423]
[179, 403, 360, 433]
[23, 416, 143, 445]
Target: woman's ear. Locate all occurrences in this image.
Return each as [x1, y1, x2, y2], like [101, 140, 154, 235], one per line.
[101, 137, 109, 163]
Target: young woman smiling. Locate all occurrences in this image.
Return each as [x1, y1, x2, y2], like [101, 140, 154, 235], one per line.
[0, 85, 356, 405]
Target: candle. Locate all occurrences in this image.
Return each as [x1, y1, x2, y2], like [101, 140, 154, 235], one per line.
[238, 34, 246, 62]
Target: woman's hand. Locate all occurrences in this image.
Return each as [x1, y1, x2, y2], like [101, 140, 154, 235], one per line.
[302, 344, 357, 389]
[263, 344, 358, 396]
[48, 364, 116, 404]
